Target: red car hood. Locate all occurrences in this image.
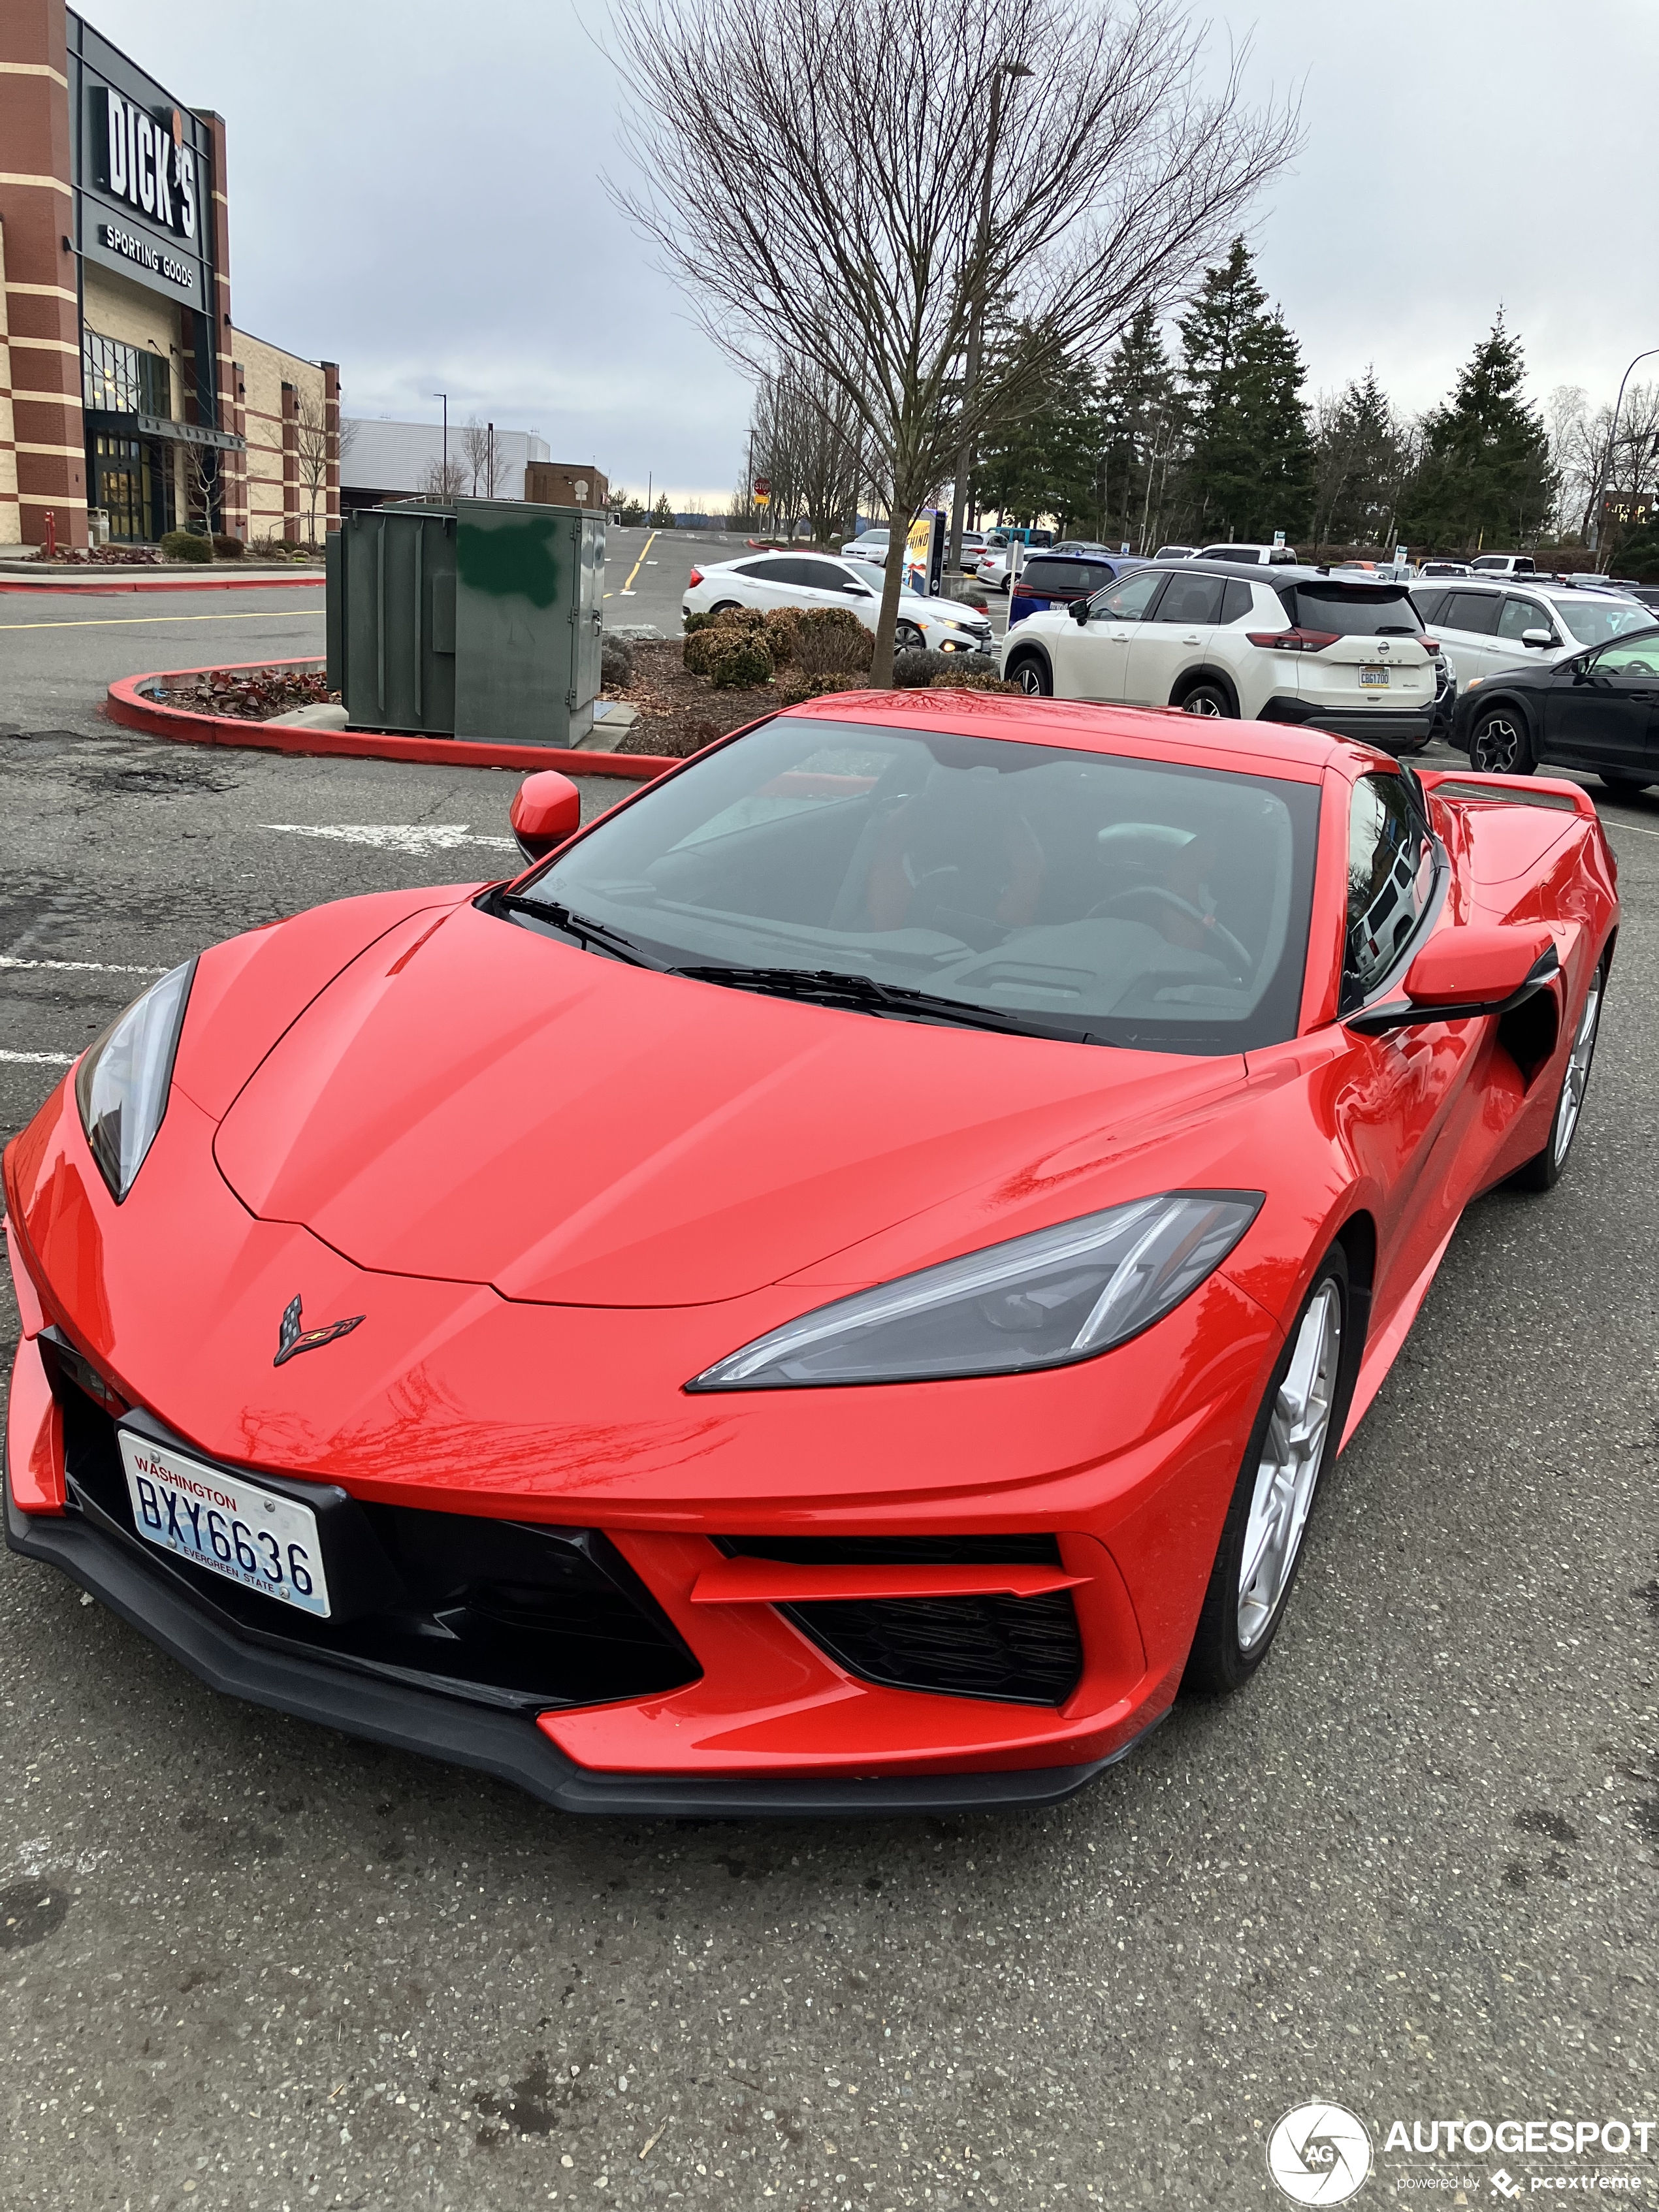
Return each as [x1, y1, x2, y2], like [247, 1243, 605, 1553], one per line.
[213, 903, 1246, 1306]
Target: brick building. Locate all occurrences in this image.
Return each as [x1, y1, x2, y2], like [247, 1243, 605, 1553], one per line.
[0, 3, 340, 549]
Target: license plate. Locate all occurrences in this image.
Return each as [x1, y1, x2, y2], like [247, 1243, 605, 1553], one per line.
[118, 1431, 330, 1618]
[1359, 664, 1390, 689]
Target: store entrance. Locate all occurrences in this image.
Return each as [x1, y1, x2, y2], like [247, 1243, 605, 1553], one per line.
[92, 434, 175, 543]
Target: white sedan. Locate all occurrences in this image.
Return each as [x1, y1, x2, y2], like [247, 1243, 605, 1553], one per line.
[683, 551, 995, 656]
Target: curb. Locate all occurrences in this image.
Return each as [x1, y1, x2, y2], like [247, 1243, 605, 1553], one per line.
[105, 662, 677, 780]
[1, 571, 325, 595]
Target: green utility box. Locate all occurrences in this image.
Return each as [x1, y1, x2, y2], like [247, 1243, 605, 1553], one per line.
[325, 496, 605, 745]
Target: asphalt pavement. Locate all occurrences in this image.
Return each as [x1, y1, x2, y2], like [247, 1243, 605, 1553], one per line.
[0, 632, 1654, 2209]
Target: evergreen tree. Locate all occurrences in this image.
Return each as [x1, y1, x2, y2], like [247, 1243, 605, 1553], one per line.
[651, 492, 677, 527]
[975, 333, 1107, 535]
[1310, 367, 1413, 549]
[1098, 303, 1180, 551]
[1399, 315, 1554, 553]
[1176, 238, 1312, 543]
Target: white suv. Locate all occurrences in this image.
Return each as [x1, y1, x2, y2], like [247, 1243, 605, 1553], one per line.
[1194, 542, 1300, 567]
[999, 560, 1438, 752]
[1410, 577, 1652, 686]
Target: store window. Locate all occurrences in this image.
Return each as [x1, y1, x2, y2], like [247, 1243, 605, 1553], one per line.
[83, 331, 172, 418]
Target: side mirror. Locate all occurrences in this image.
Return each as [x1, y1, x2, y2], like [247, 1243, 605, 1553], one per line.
[1070, 597, 1092, 626]
[1347, 926, 1558, 1035]
[842, 581, 872, 597]
[1521, 628, 1554, 649]
[509, 769, 582, 864]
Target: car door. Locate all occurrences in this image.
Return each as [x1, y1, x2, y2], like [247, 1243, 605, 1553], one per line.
[731, 556, 801, 613]
[792, 555, 876, 621]
[1120, 569, 1226, 704]
[1047, 566, 1168, 700]
[1333, 773, 1483, 1324]
[1494, 591, 1564, 670]
[1435, 587, 1505, 680]
[1540, 632, 1659, 777]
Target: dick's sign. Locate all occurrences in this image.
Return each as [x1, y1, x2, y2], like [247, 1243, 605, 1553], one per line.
[95, 88, 201, 242]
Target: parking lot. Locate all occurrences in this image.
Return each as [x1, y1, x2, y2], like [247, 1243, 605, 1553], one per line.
[0, 609, 1655, 2209]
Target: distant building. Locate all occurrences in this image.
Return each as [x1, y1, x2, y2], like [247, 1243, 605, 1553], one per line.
[341, 421, 551, 513]
[524, 460, 607, 511]
[0, 5, 339, 549]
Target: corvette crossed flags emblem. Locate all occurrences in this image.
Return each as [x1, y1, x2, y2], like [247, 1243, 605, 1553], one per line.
[273, 1293, 364, 1368]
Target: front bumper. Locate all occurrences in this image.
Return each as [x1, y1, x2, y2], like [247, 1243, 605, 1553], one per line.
[1259, 694, 1434, 752]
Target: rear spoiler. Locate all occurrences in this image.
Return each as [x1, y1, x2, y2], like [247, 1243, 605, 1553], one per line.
[1415, 767, 1600, 823]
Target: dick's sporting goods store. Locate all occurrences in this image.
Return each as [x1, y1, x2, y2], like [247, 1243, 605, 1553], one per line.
[1, 3, 340, 549]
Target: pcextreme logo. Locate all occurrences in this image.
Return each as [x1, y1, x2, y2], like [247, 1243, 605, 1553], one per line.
[1266, 2104, 1375, 2204]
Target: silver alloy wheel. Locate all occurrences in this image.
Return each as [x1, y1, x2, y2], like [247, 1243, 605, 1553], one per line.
[895, 622, 924, 652]
[1014, 661, 1046, 696]
[1474, 713, 1524, 773]
[1237, 1281, 1342, 1651]
[1183, 689, 1225, 716]
[1552, 970, 1602, 1166]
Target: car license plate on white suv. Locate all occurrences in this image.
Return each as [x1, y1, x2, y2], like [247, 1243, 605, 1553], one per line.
[118, 1430, 331, 1618]
[1359, 664, 1390, 689]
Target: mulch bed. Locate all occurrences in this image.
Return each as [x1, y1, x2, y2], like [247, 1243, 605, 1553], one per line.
[609, 641, 779, 758]
[157, 667, 337, 721]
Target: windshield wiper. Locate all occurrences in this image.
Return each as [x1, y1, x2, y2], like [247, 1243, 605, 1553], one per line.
[496, 892, 662, 968]
[671, 963, 1110, 1045]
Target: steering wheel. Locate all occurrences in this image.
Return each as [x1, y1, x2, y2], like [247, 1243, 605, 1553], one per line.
[1088, 885, 1254, 980]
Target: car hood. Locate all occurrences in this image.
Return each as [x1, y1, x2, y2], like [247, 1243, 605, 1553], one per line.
[212, 901, 1248, 1309]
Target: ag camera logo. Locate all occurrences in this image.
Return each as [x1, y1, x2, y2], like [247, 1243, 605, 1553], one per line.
[1266, 2103, 1374, 2204]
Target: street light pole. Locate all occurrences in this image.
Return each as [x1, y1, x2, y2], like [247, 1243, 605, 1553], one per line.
[1589, 345, 1659, 564]
[948, 61, 1031, 575]
[433, 392, 448, 492]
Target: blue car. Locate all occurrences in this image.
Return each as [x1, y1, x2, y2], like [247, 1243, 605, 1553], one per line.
[1008, 551, 1144, 626]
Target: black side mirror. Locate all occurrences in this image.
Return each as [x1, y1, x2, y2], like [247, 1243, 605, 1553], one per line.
[1070, 598, 1091, 626]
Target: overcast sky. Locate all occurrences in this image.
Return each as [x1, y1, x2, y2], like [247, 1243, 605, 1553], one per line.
[91, 0, 1659, 506]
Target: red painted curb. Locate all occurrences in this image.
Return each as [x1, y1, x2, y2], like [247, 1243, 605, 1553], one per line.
[0, 571, 325, 594]
[105, 662, 677, 780]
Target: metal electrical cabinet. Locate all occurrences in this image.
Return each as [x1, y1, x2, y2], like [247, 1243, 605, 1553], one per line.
[326, 497, 605, 745]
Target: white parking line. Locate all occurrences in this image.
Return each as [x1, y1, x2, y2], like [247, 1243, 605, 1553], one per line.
[0, 956, 168, 974]
[0, 1050, 74, 1066]
[261, 822, 518, 855]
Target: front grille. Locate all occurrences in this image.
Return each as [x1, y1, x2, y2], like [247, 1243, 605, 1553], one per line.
[46, 1360, 699, 1711]
[719, 1535, 1082, 1707]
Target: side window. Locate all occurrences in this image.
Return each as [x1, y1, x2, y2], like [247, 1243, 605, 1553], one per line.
[1219, 578, 1255, 624]
[1497, 596, 1555, 643]
[1412, 588, 1448, 625]
[1590, 635, 1659, 677]
[1152, 573, 1225, 624]
[1441, 591, 1500, 636]
[794, 558, 854, 590]
[1345, 774, 1432, 1006]
[1092, 569, 1167, 622]
[742, 558, 796, 582]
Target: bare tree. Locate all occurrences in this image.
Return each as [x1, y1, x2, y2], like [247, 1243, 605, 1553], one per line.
[749, 362, 869, 540]
[418, 453, 468, 498]
[459, 417, 511, 498]
[610, 0, 1300, 679]
[293, 392, 349, 543]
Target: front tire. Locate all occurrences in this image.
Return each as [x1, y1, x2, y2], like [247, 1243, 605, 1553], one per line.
[1470, 705, 1534, 775]
[1184, 1247, 1352, 1697]
[1507, 957, 1606, 1192]
[894, 620, 925, 653]
[1007, 650, 1052, 697]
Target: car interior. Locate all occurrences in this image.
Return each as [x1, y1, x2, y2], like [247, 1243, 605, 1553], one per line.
[527, 720, 1321, 1050]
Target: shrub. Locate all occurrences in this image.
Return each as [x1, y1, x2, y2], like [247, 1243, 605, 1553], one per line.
[600, 636, 635, 691]
[160, 528, 212, 564]
[788, 605, 873, 678]
[682, 609, 714, 635]
[927, 667, 1020, 693]
[776, 671, 867, 707]
[892, 647, 953, 688]
[210, 534, 244, 560]
[705, 635, 775, 690]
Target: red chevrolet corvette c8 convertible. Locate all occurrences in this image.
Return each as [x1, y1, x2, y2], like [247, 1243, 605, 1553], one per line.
[3, 690, 1617, 1814]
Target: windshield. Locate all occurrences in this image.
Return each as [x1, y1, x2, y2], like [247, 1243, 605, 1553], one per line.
[1551, 597, 1657, 647]
[1285, 583, 1423, 637]
[506, 717, 1319, 1054]
[847, 558, 922, 601]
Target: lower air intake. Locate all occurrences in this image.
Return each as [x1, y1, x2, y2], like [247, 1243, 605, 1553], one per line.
[719, 1535, 1083, 1706]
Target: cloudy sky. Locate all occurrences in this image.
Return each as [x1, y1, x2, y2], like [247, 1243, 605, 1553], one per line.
[91, 0, 1659, 507]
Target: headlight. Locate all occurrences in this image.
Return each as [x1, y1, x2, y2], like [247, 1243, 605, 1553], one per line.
[688, 1191, 1261, 1390]
[74, 959, 197, 1201]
